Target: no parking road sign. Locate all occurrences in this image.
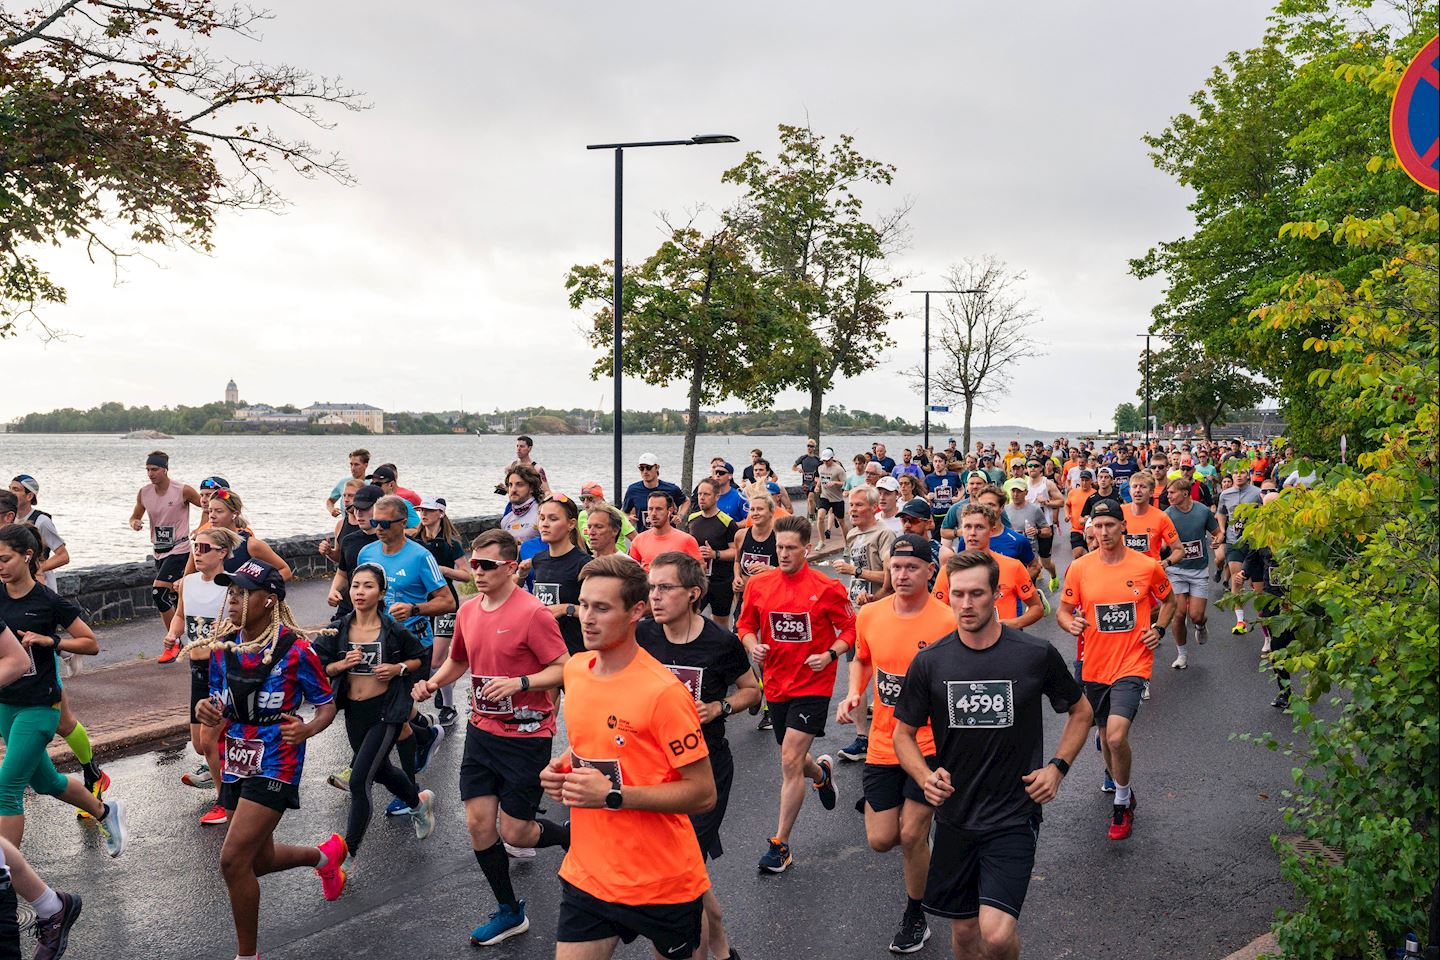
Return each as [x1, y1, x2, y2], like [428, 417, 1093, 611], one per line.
[1390, 35, 1439, 192]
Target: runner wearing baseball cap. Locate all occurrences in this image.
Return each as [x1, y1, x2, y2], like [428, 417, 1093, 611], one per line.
[837, 533, 953, 953]
[622, 455, 687, 534]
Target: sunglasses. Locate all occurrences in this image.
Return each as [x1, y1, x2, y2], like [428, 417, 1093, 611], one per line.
[545, 493, 573, 504]
[192, 542, 222, 555]
[368, 518, 401, 530]
[469, 556, 517, 572]
[200, 479, 226, 490]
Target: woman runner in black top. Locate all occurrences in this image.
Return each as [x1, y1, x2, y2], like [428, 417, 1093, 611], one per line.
[637, 551, 758, 960]
[527, 494, 591, 655]
[200, 489, 293, 579]
[313, 563, 435, 865]
[417, 497, 472, 725]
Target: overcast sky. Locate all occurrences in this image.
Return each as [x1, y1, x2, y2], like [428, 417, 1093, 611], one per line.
[9, 0, 1273, 432]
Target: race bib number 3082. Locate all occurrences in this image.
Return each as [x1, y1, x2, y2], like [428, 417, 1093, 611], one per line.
[945, 680, 1014, 728]
[769, 611, 812, 643]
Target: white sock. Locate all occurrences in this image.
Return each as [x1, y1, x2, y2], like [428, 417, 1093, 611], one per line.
[32, 887, 62, 920]
[237, 954, 258, 960]
[314, 849, 329, 870]
[1114, 784, 1132, 806]
[1235, 608, 1246, 624]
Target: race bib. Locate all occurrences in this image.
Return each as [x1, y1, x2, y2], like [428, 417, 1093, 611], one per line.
[432, 612, 456, 636]
[153, 525, 175, 551]
[1124, 533, 1150, 552]
[768, 611, 812, 644]
[875, 667, 905, 708]
[470, 675, 514, 715]
[945, 680, 1014, 728]
[741, 552, 772, 570]
[848, 556, 869, 602]
[1180, 539, 1203, 561]
[664, 664, 704, 704]
[184, 615, 215, 645]
[572, 753, 623, 791]
[349, 641, 381, 676]
[533, 582, 561, 606]
[225, 736, 265, 778]
[802, 472, 816, 487]
[933, 485, 953, 507]
[1094, 602, 1138, 633]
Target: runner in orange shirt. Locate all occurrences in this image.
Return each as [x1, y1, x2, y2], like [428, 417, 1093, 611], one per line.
[736, 515, 855, 873]
[1057, 498, 1177, 841]
[539, 554, 716, 960]
[836, 534, 954, 954]
[930, 505, 1043, 631]
[1121, 473, 1180, 562]
[1065, 471, 1095, 560]
[628, 490, 704, 571]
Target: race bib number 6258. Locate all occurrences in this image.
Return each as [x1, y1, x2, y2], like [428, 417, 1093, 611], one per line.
[768, 611, 812, 643]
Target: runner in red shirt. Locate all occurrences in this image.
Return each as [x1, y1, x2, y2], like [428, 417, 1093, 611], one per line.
[736, 515, 855, 873]
[628, 490, 704, 571]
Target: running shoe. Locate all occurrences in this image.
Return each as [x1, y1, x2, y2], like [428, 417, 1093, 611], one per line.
[837, 735, 868, 762]
[1172, 651, 1188, 670]
[411, 789, 436, 840]
[470, 901, 529, 946]
[813, 755, 837, 811]
[1039, 590, 1053, 616]
[1101, 769, 1116, 793]
[1260, 632, 1272, 654]
[437, 705, 459, 728]
[327, 767, 352, 791]
[414, 723, 445, 774]
[1108, 793, 1137, 841]
[1271, 690, 1291, 710]
[98, 799, 127, 859]
[383, 798, 413, 817]
[1048, 575, 1059, 592]
[1195, 620, 1209, 645]
[199, 803, 229, 826]
[32, 891, 82, 960]
[315, 833, 349, 901]
[757, 710, 772, 731]
[504, 843, 537, 860]
[181, 764, 213, 788]
[1141, 680, 1151, 701]
[76, 768, 110, 819]
[889, 909, 930, 954]
[758, 837, 792, 873]
[748, 696, 763, 716]
[1231, 621, 1250, 635]
[157, 642, 181, 665]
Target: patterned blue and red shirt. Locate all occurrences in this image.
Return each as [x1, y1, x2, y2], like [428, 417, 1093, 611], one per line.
[210, 626, 333, 785]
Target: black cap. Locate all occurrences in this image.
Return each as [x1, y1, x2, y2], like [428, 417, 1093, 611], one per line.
[890, 533, 934, 559]
[365, 465, 397, 483]
[353, 484, 384, 509]
[1079, 470, 1094, 480]
[214, 558, 286, 598]
[1089, 498, 1125, 522]
[899, 499, 933, 521]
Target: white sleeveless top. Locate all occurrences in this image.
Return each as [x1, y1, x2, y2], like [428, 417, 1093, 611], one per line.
[1027, 476, 1056, 524]
[180, 572, 228, 646]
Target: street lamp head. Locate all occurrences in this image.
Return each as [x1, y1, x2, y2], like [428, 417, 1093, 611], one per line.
[690, 134, 740, 145]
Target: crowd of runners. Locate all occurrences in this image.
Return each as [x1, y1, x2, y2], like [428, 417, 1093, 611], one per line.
[0, 432, 1309, 960]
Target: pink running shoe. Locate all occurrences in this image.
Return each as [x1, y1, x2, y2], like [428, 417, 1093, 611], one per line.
[315, 833, 349, 901]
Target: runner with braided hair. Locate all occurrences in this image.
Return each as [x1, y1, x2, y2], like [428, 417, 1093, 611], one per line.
[192, 558, 345, 960]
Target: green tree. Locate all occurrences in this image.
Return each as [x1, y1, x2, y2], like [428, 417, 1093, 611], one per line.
[0, 0, 364, 335]
[568, 215, 790, 492]
[1113, 402, 1143, 433]
[722, 123, 907, 444]
[1140, 340, 1263, 439]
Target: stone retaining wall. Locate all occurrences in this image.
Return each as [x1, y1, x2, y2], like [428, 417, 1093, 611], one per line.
[56, 514, 500, 624]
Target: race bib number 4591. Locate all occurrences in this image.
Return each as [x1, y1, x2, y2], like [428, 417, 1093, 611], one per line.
[1094, 602, 1138, 633]
[945, 680, 1014, 728]
[874, 668, 905, 708]
[769, 611, 812, 644]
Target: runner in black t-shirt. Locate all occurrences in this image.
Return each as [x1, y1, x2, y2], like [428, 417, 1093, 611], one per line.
[329, 485, 382, 619]
[893, 550, 1091, 955]
[638, 551, 759, 960]
[527, 495, 592, 655]
[793, 441, 822, 519]
[686, 479, 740, 629]
[417, 496, 473, 726]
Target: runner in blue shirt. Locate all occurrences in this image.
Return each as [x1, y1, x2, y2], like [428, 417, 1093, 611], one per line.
[356, 495, 454, 648]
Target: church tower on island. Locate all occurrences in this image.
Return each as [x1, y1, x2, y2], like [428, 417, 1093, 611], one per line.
[225, 379, 239, 405]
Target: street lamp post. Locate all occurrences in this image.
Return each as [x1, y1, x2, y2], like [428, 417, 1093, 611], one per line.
[1136, 333, 1153, 445]
[586, 134, 740, 504]
[911, 289, 983, 451]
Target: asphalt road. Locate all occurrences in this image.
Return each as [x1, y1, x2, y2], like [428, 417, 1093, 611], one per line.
[23, 554, 1297, 960]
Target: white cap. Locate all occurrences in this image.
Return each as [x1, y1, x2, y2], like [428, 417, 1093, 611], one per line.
[637, 453, 660, 467]
[875, 476, 900, 492]
[821, 447, 835, 460]
[417, 496, 445, 512]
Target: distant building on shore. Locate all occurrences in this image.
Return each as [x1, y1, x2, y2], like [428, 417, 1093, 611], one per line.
[304, 402, 384, 433]
[225, 379, 239, 405]
[233, 403, 309, 426]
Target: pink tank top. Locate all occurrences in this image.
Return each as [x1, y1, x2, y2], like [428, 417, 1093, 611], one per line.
[140, 482, 191, 557]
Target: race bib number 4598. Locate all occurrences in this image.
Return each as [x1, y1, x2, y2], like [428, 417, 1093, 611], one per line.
[945, 680, 1014, 728]
[769, 611, 812, 644]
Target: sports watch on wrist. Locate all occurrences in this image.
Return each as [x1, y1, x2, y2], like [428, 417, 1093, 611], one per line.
[1154, 624, 1167, 638]
[1047, 756, 1071, 776]
[565, 603, 576, 618]
[828, 648, 839, 662]
[604, 787, 623, 810]
[720, 700, 733, 717]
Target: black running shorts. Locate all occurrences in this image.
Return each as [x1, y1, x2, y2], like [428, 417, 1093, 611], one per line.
[862, 759, 932, 813]
[458, 724, 550, 821]
[766, 695, 829, 746]
[189, 659, 210, 724]
[1069, 531, 1086, 551]
[703, 578, 734, 621]
[689, 737, 733, 860]
[152, 552, 187, 585]
[557, 879, 703, 958]
[1037, 532, 1054, 559]
[1083, 676, 1146, 726]
[219, 776, 301, 813]
[923, 816, 1040, 920]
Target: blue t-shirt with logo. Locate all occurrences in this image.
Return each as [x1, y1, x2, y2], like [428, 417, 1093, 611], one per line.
[356, 540, 447, 644]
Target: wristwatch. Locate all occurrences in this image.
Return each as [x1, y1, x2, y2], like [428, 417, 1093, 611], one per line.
[1154, 624, 1167, 638]
[720, 700, 733, 717]
[604, 787, 624, 810]
[828, 649, 840, 662]
[519, 675, 531, 691]
[565, 603, 576, 618]
[1047, 756, 1071, 776]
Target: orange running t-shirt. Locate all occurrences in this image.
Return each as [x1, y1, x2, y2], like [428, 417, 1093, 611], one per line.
[1061, 550, 1173, 685]
[627, 526, 704, 571]
[558, 648, 711, 905]
[931, 550, 1037, 624]
[1065, 487, 1090, 533]
[855, 595, 954, 765]
[1121, 505, 1179, 561]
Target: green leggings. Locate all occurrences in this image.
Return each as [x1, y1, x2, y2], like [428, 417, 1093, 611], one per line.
[0, 703, 67, 816]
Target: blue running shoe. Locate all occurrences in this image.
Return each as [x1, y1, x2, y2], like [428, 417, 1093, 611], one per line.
[384, 797, 413, 817]
[837, 736, 868, 762]
[415, 723, 445, 774]
[813, 755, 837, 811]
[758, 837, 792, 873]
[470, 901, 529, 946]
[1102, 769, 1116, 794]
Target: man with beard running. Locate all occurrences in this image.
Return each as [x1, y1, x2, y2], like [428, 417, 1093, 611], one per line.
[737, 516, 854, 872]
